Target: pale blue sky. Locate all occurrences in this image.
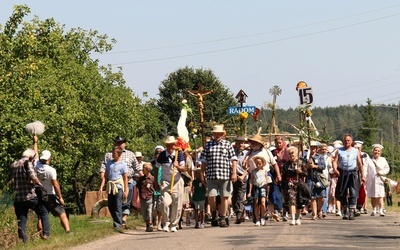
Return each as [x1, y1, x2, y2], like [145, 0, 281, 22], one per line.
[1, 1, 400, 109]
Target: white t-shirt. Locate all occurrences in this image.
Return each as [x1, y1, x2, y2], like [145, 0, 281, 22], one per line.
[35, 161, 57, 195]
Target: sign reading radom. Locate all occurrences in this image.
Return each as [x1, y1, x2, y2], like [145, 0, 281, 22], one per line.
[227, 106, 256, 115]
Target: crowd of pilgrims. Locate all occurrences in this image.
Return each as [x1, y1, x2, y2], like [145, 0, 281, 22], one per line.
[120, 133, 392, 232]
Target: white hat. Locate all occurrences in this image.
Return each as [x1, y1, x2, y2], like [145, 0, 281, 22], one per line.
[333, 140, 343, 149]
[310, 141, 320, 147]
[164, 136, 177, 144]
[327, 146, 334, 153]
[134, 151, 143, 158]
[40, 150, 51, 161]
[372, 144, 384, 150]
[212, 124, 225, 133]
[154, 145, 165, 151]
[22, 148, 36, 158]
[354, 140, 363, 147]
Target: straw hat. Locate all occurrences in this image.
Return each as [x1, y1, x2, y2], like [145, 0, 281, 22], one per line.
[164, 136, 177, 144]
[252, 155, 266, 166]
[212, 124, 225, 133]
[248, 134, 264, 145]
[134, 151, 143, 158]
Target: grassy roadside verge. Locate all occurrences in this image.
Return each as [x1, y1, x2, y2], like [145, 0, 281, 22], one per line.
[1, 206, 144, 250]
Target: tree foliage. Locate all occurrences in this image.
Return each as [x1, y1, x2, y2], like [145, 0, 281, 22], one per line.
[0, 5, 162, 212]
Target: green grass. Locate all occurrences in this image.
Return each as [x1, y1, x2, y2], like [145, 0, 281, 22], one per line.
[1, 206, 144, 250]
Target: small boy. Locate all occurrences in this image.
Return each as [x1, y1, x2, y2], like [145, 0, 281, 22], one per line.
[137, 162, 155, 232]
[192, 168, 206, 229]
[248, 155, 272, 226]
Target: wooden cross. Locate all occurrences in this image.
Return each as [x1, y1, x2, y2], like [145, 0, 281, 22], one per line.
[188, 83, 213, 147]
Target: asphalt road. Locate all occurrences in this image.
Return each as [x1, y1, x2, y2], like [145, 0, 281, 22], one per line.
[71, 212, 400, 250]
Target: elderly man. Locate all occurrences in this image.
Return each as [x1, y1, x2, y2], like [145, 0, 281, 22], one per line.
[7, 135, 50, 242]
[154, 136, 186, 233]
[200, 125, 238, 228]
[231, 136, 248, 224]
[332, 134, 365, 220]
[99, 135, 140, 229]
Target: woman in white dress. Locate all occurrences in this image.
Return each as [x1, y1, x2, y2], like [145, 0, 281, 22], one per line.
[366, 144, 390, 216]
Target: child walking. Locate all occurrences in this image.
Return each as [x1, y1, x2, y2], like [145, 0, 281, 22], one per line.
[192, 168, 206, 229]
[248, 156, 272, 226]
[138, 162, 155, 232]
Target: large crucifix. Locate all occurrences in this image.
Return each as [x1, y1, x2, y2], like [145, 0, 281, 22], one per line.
[188, 83, 213, 147]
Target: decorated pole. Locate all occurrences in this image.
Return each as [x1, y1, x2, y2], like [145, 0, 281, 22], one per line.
[188, 83, 213, 147]
[170, 99, 191, 194]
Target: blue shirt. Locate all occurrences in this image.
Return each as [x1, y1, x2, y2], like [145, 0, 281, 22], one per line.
[106, 160, 128, 188]
[338, 147, 358, 171]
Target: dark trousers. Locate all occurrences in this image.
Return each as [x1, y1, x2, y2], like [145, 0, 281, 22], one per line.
[122, 182, 133, 216]
[14, 197, 50, 242]
[108, 188, 123, 228]
[335, 170, 358, 209]
[232, 180, 246, 216]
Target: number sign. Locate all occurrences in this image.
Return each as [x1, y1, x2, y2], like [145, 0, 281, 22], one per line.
[298, 87, 313, 106]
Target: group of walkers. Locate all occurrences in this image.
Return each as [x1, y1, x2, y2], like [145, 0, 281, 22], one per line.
[98, 125, 393, 233]
[8, 125, 393, 242]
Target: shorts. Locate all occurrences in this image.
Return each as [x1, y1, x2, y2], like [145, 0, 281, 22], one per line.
[193, 200, 205, 212]
[254, 185, 267, 199]
[152, 195, 162, 212]
[45, 195, 65, 217]
[207, 179, 232, 198]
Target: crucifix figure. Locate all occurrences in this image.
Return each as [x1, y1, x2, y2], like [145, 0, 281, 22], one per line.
[188, 83, 213, 147]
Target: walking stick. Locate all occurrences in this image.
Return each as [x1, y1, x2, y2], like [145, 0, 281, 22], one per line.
[170, 149, 179, 194]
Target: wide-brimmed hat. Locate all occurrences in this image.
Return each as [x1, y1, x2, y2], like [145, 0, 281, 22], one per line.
[134, 151, 143, 158]
[40, 150, 51, 161]
[212, 124, 225, 133]
[114, 135, 127, 143]
[248, 134, 264, 145]
[333, 140, 343, 149]
[252, 155, 266, 166]
[164, 136, 177, 144]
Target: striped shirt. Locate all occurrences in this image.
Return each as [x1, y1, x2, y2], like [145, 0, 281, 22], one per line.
[200, 139, 237, 180]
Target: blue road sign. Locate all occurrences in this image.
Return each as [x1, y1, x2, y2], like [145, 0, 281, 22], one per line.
[227, 106, 256, 115]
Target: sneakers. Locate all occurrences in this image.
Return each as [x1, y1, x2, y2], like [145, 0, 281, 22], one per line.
[157, 225, 163, 231]
[163, 226, 170, 232]
[211, 219, 219, 227]
[336, 211, 342, 216]
[145, 226, 153, 232]
[349, 209, 355, 220]
[219, 218, 229, 228]
[261, 218, 266, 226]
[199, 223, 205, 229]
[371, 211, 376, 216]
[170, 227, 178, 232]
[295, 219, 301, 225]
[289, 220, 295, 225]
[379, 211, 385, 217]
